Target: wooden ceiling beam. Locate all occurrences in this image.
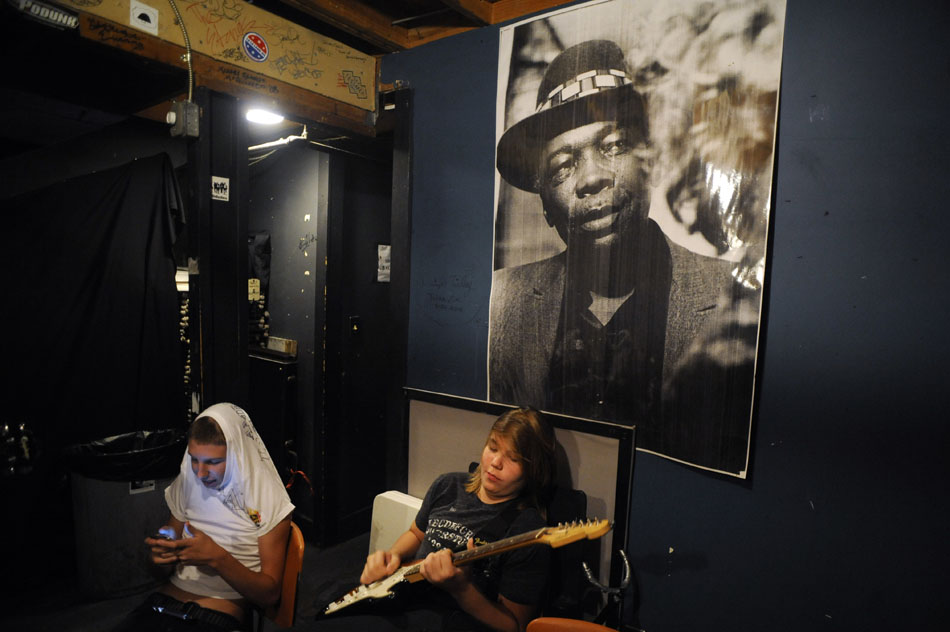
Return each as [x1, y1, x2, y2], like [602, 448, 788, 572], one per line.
[192, 54, 376, 136]
[277, 0, 410, 52]
[278, 0, 584, 52]
[404, 0, 584, 48]
[78, 13, 375, 136]
[488, 0, 578, 24]
[438, 0, 493, 25]
[404, 24, 482, 48]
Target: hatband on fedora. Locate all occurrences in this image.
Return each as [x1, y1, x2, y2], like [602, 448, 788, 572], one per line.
[496, 40, 648, 193]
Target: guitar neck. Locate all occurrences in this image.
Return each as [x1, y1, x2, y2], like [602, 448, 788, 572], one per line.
[401, 527, 548, 582]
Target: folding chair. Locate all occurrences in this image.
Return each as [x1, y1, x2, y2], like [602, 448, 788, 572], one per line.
[527, 618, 617, 632]
[254, 521, 305, 630]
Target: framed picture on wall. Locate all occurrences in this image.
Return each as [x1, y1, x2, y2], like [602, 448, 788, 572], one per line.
[488, 0, 786, 477]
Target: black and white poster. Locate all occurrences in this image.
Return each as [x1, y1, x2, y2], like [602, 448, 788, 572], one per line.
[488, 0, 785, 476]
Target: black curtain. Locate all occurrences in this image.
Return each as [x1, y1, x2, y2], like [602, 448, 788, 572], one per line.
[4, 153, 185, 453]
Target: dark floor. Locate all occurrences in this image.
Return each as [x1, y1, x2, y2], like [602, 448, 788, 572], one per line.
[2, 532, 370, 631]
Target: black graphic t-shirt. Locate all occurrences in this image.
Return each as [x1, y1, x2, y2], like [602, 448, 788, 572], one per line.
[414, 472, 550, 606]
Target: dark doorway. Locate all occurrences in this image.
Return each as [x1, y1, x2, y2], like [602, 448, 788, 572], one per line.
[247, 130, 395, 545]
[248, 139, 327, 535]
[322, 145, 395, 543]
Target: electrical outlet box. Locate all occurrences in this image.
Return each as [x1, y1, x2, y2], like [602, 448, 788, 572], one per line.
[167, 101, 200, 138]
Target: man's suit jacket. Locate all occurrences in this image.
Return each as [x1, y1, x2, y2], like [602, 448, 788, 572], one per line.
[488, 225, 756, 472]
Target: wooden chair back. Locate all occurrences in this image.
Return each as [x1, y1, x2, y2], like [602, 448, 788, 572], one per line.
[527, 617, 617, 632]
[262, 521, 305, 629]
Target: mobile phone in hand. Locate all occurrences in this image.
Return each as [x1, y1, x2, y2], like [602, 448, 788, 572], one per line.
[150, 526, 177, 540]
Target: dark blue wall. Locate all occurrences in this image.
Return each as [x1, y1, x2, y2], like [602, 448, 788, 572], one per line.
[384, 29, 500, 397]
[382, 0, 949, 629]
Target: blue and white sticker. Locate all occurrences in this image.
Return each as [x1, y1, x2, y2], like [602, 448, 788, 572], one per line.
[243, 32, 269, 62]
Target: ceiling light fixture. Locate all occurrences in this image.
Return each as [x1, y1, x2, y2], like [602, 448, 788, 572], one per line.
[246, 108, 284, 125]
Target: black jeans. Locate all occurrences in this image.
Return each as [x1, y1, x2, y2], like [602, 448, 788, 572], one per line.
[111, 592, 243, 632]
[304, 608, 490, 632]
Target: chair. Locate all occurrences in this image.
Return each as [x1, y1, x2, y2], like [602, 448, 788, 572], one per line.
[255, 521, 305, 630]
[544, 486, 592, 619]
[527, 617, 617, 632]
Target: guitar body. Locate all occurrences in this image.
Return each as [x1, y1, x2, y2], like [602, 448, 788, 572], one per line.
[321, 565, 423, 617]
[321, 579, 445, 619]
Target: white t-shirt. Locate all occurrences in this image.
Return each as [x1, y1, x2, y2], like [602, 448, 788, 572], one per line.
[164, 403, 295, 599]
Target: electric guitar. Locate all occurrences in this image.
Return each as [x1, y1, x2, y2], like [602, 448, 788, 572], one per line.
[323, 519, 611, 616]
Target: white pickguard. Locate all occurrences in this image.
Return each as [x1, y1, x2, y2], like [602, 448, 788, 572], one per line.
[323, 564, 417, 615]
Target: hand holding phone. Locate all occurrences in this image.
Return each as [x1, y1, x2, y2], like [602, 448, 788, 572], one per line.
[147, 526, 180, 565]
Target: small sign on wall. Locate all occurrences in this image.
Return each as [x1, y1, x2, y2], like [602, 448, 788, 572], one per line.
[211, 176, 230, 202]
[130, 0, 159, 36]
[377, 244, 391, 283]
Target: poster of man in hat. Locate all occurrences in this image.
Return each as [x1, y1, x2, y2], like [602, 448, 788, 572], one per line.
[488, 0, 785, 476]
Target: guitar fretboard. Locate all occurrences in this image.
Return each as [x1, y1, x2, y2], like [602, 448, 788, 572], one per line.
[402, 526, 549, 578]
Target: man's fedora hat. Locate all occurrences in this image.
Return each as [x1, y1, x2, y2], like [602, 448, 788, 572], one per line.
[496, 39, 648, 193]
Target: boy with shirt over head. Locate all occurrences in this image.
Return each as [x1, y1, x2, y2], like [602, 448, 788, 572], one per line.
[113, 403, 294, 632]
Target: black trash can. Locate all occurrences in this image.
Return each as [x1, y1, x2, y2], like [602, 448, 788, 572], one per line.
[65, 429, 185, 599]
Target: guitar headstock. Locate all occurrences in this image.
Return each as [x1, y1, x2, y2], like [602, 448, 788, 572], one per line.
[540, 519, 612, 548]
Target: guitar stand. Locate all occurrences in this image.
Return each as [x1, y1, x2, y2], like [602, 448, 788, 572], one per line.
[582, 550, 644, 632]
